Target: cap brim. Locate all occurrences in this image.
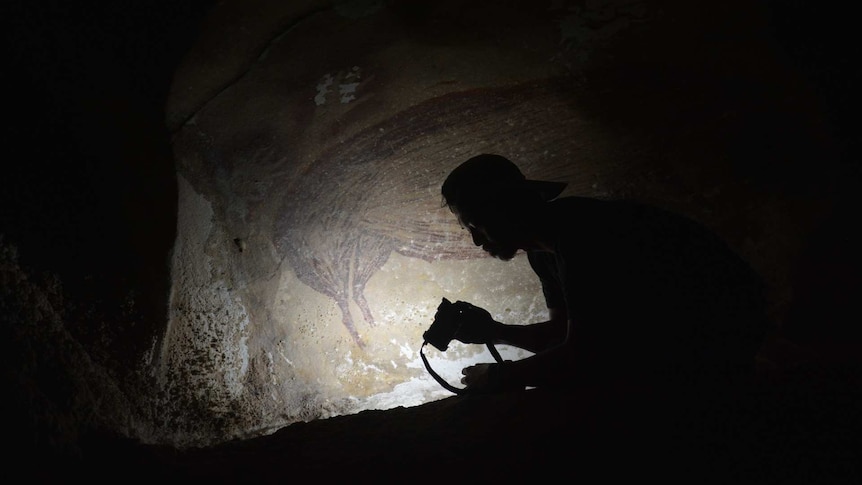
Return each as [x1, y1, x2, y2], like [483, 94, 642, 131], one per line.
[526, 179, 567, 201]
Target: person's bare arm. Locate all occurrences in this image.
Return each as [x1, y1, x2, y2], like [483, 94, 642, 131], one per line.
[491, 307, 567, 353]
[460, 307, 575, 391]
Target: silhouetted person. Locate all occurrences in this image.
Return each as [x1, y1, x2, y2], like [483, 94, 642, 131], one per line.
[439, 154, 768, 392]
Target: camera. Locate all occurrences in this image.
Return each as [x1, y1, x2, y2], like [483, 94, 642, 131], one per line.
[420, 297, 507, 395]
[422, 297, 461, 351]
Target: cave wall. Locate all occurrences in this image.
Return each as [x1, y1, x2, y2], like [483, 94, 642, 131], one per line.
[2, 0, 214, 459]
[2, 0, 859, 460]
[160, 0, 854, 446]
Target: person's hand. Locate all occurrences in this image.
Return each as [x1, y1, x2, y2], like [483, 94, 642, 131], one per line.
[450, 300, 498, 345]
[460, 362, 523, 393]
[460, 363, 494, 390]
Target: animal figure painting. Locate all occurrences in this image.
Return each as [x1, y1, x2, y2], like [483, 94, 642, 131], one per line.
[274, 79, 603, 347]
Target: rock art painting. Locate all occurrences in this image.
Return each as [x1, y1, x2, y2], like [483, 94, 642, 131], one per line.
[165, 1, 650, 359]
[273, 78, 609, 348]
[158, 0, 823, 440]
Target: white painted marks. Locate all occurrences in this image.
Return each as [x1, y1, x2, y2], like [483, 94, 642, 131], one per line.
[315, 66, 363, 106]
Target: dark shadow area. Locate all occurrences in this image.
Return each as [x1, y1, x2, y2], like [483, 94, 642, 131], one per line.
[2, 0, 214, 471]
[75, 378, 862, 483]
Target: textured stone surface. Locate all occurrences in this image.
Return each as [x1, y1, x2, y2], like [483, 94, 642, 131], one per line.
[159, 0, 849, 447]
[163, 0, 603, 444]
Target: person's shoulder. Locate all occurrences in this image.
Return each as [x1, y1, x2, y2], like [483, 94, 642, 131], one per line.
[555, 196, 693, 224]
[549, 195, 609, 212]
[549, 195, 621, 222]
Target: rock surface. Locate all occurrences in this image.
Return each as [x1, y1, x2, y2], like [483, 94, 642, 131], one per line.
[159, 0, 860, 445]
[74, 369, 862, 483]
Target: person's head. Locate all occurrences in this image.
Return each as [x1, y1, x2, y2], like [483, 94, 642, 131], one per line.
[441, 154, 566, 260]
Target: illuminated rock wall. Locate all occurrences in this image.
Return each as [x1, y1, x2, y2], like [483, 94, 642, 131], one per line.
[157, 0, 830, 446]
[161, 1, 622, 445]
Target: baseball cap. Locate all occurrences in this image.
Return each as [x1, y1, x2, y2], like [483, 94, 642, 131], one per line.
[441, 154, 567, 209]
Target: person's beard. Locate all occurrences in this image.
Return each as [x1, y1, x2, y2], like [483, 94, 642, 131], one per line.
[483, 243, 518, 261]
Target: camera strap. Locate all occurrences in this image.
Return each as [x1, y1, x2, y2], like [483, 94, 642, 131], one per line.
[419, 341, 504, 395]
